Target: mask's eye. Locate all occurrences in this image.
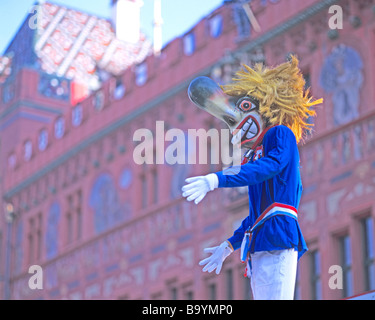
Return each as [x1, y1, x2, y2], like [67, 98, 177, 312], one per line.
[240, 100, 253, 111]
[237, 97, 258, 112]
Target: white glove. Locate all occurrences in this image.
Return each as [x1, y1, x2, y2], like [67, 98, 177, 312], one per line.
[181, 174, 219, 204]
[199, 241, 233, 275]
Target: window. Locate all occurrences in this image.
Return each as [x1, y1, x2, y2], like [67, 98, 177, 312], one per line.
[76, 209, 83, 240]
[94, 90, 105, 110]
[72, 104, 83, 127]
[339, 235, 353, 297]
[183, 33, 195, 56]
[170, 286, 178, 300]
[55, 117, 65, 139]
[28, 218, 34, 264]
[362, 217, 375, 291]
[113, 78, 126, 99]
[209, 14, 223, 38]
[66, 190, 83, 244]
[28, 215, 42, 263]
[208, 283, 217, 300]
[244, 274, 252, 300]
[181, 283, 194, 300]
[38, 129, 48, 151]
[141, 172, 148, 209]
[310, 250, 322, 300]
[303, 70, 314, 135]
[185, 290, 193, 300]
[0, 232, 2, 276]
[24, 140, 33, 161]
[36, 213, 42, 260]
[76, 190, 83, 240]
[8, 153, 16, 169]
[150, 292, 163, 300]
[67, 213, 73, 244]
[135, 63, 147, 87]
[152, 169, 158, 204]
[67, 195, 74, 244]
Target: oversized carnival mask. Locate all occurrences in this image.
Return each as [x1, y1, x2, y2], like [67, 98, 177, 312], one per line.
[188, 76, 267, 149]
[188, 56, 323, 149]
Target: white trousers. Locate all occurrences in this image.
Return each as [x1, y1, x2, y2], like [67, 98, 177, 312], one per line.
[250, 249, 298, 300]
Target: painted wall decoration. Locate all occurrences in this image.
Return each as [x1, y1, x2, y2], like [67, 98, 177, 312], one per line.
[90, 173, 130, 234]
[46, 202, 61, 260]
[15, 199, 195, 299]
[320, 44, 364, 126]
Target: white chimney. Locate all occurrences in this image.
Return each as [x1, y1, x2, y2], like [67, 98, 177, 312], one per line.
[153, 0, 163, 56]
[111, 0, 143, 44]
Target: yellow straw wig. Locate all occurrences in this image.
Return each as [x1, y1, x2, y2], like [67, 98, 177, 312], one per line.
[221, 55, 323, 143]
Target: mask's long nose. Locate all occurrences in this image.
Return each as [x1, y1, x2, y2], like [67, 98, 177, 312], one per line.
[188, 77, 242, 131]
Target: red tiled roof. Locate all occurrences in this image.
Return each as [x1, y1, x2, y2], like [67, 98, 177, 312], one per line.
[33, 2, 151, 89]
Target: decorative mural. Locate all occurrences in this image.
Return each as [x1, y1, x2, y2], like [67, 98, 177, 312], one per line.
[320, 44, 364, 126]
[12, 199, 194, 299]
[89, 173, 130, 234]
[46, 202, 61, 260]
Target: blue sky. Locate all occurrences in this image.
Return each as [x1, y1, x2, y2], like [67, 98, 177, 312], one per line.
[0, 0, 224, 54]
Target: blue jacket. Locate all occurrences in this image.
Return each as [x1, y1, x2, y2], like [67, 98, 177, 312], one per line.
[215, 125, 308, 259]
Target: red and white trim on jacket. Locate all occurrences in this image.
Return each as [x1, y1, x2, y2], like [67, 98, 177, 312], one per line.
[250, 202, 298, 233]
[240, 203, 298, 263]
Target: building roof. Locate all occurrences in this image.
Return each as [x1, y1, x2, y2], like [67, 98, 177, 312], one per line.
[2, 1, 152, 91]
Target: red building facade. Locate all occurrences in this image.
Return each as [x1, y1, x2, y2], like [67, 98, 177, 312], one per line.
[1, 0, 374, 300]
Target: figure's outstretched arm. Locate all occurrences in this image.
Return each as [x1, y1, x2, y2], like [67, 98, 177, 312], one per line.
[217, 126, 293, 188]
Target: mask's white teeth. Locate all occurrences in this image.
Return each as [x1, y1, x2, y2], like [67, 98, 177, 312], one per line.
[242, 121, 250, 131]
[241, 119, 253, 139]
[246, 131, 254, 139]
[249, 121, 258, 135]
